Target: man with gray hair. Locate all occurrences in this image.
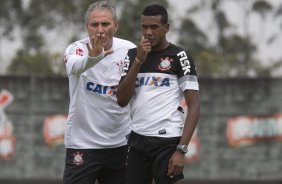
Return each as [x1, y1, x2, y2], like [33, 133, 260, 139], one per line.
[63, 1, 135, 184]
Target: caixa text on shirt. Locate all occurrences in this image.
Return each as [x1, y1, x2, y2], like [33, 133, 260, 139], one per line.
[135, 76, 170, 87]
[86, 82, 117, 95]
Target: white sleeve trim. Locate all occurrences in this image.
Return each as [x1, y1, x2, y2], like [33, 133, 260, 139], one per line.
[179, 81, 199, 91]
[66, 47, 105, 76]
[86, 48, 105, 68]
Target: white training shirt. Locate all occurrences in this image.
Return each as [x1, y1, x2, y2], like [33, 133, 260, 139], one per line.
[64, 37, 136, 149]
[121, 44, 199, 137]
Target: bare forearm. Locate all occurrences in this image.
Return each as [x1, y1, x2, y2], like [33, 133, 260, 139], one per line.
[117, 36, 151, 107]
[117, 59, 142, 107]
[179, 90, 200, 145]
[179, 106, 200, 145]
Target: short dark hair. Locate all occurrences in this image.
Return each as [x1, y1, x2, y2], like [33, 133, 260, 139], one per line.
[142, 4, 168, 24]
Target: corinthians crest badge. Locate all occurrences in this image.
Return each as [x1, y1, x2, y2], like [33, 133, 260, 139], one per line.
[73, 152, 84, 166]
[158, 57, 173, 71]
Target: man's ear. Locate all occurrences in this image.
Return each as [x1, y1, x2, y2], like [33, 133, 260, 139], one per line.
[114, 21, 119, 33]
[165, 23, 170, 33]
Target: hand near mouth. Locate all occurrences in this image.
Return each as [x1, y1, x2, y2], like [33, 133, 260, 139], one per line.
[87, 34, 112, 57]
[136, 36, 151, 63]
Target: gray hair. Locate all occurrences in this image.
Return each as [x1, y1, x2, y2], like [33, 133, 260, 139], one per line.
[85, 1, 118, 24]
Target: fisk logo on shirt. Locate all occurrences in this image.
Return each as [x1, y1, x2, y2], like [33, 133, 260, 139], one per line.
[86, 82, 117, 95]
[177, 51, 191, 75]
[136, 76, 170, 87]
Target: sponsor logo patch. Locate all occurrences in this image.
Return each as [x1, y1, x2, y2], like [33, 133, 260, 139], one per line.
[177, 51, 191, 75]
[75, 48, 84, 56]
[86, 82, 117, 95]
[136, 76, 170, 87]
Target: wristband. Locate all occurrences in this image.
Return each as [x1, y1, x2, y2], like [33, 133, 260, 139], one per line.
[135, 57, 143, 64]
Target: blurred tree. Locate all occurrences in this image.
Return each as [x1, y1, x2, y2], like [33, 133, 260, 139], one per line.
[8, 0, 95, 76]
[0, 0, 23, 38]
[211, 0, 231, 40]
[275, 2, 282, 30]
[178, 18, 208, 56]
[7, 50, 53, 76]
[177, 0, 227, 77]
[3, 0, 281, 77]
[221, 34, 258, 76]
[0, 0, 23, 66]
[177, 0, 272, 77]
[196, 50, 227, 77]
[7, 0, 169, 76]
[214, 10, 230, 49]
[252, 0, 272, 39]
[252, 0, 272, 18]
[271, 2, 282, 75]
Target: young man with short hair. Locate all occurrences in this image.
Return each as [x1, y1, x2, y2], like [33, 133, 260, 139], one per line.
[117, 4, 200, 184]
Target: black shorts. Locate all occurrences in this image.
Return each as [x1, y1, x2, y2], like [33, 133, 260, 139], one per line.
[125, 131, 184, 184]
[63, 145, 128, 184]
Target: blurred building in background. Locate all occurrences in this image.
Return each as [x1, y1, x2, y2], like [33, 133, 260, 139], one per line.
[0, 76, 282, 184]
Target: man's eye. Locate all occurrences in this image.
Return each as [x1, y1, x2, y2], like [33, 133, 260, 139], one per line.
[90, 22, 110, 27]
[151, 25, 158, 29]
[91, 23, 99, 27]
[101, 22, 110, 27]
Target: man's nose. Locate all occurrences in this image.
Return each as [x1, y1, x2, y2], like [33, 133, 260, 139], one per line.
[97, 24, 105, 33]
[144, 28, 153, 35]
